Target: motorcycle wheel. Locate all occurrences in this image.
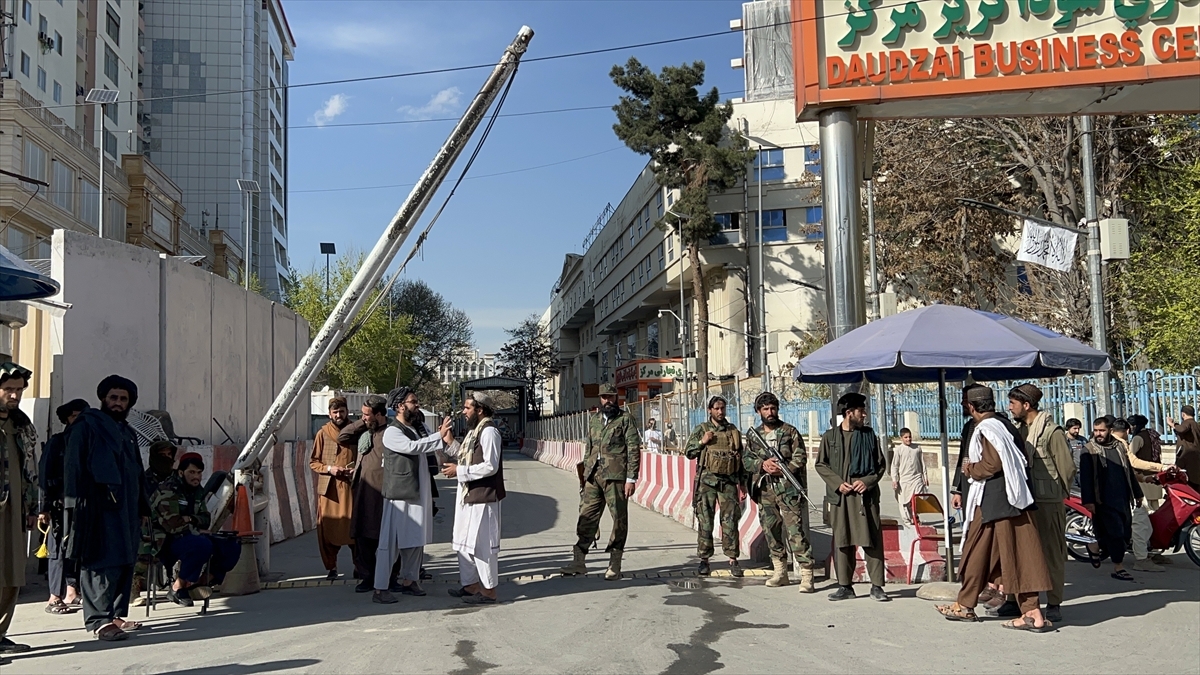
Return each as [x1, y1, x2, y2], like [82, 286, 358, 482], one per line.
[1184, 523, 1200, 568]
[1065, 510, 1094, 562]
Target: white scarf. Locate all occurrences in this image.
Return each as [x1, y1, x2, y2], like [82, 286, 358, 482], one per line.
[962, 417, 1034, 542]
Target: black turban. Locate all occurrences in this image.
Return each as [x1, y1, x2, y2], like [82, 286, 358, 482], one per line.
[387, 387, 412, 411]
[97, 374, 138, 407]
[837, 392, 867, 414]
[56, 398, 90, 425]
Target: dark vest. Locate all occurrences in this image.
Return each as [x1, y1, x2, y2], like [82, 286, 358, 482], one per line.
[464, 420, 506, 504]
[382, 420, 422, 502]
[976, 419, 1035, 524]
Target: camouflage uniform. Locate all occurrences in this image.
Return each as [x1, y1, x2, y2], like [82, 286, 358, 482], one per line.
[134, 468, 175, 584]
[744, 422, 813, 567]
[573, 408, 642, 553]
[685, 420, 744, 559]
[150, 473, 212, 538]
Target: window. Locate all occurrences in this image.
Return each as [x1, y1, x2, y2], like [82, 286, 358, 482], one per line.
[80, 179, 99, 229]
[714, 213, 740, 231]
[628, 226, 634, 247]
[627, 334, 636, 362]
[104, 45, 118, 84]
[656, 242, 664, 271]
[22, 140, 47, 184]
[105, 5, 120, 45]
[21, 1, 31, 23]
[54, 31, 62, 55]
[643, 206, 651, 234]
[51, 160, 74, 212]
[756, 209, 787, 242]
[754, 148, 785, 182]
[804, 206, 824, 241]
[666, 232, 674, 262]
[151, 209, 171, 238]
[20, 52, 29, 77]
[635, 215, 643, 239]
[647, 322, 659, 358]
[7, 229, 29, 258]
[106, 200, 126, 238]
[52, 81, 61, 103]
[103, 130, 117, 158]
[804, 145, 822, 175]
[36, 67, 46, 91]
[38, 14, 46, 35]
[273, 208, 286, 237]
[601, 349, 609, 381]
[104, 101, 118, 123]
[655, 190, 663, 218]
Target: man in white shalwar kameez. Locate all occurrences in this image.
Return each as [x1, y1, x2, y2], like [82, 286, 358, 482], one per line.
[371, 389, 453, 605]
[443, 392, 505, 605]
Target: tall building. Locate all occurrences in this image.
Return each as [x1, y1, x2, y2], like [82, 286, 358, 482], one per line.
[439, 349, 498, 385]
[544, 0, 824, 413]
[140, 0, 294, 298]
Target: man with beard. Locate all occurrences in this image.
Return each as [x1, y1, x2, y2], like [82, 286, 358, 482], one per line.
[685, 396, 745, 578]
[389, 386, 439, 582]
[560, 384, 641, 580]
[936, 385, 1052, 631]
[341, 395, 402, 593]
[1081, 417, 1143, 582]
[370, 388, 452, 604]
[130, 439, 177, 607]
[64, 375, 147, 642]
[1008, 384, 1075, 624]
[744, 392, 814, 592]
[816, 392, 889, 601]
[1166, 406, 1200, 492]
[0, 363, 39, 655]
[38, 398, 89, 615]
[444, 392, 506, 604]
[309, 397, 355, 580]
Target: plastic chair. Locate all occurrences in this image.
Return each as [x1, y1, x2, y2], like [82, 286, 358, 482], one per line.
[906, 493, 945, 584]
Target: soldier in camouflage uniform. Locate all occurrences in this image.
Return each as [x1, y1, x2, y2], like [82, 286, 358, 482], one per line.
[131, 440, 178, 607]
[150, 453, 240, 607]
[560, 384, 641, 580]
[744, 392, 815, 592]
[685, 396, 744, 577]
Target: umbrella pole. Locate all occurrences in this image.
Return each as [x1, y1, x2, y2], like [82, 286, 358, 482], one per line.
[939, 369, 956, 582]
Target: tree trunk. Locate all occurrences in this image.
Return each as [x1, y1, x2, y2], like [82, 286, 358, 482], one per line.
[687, 240, 709, 402]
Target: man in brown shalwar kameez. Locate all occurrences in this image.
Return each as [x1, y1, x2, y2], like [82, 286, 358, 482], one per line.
[340, 395, 401, 593]
[937, 385, 1053, 632]
[310, 397, 356, 581]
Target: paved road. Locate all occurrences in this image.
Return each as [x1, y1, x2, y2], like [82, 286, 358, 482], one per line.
[4, 452, 1198, 674]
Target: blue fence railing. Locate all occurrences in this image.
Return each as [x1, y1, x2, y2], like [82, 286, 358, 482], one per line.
[685, 368, 1199, 443]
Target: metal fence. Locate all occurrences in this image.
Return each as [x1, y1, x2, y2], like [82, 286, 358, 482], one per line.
[530, 367, 1200, 446]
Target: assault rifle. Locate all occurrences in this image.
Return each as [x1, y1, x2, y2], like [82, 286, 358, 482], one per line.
[746, 426, 810, 502]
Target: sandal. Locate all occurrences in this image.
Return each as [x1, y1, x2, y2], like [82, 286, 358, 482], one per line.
[1087, 547, 1102, 569]
[45, 601, 72, 615]
[1002, 617, 1054, 633]
[95, 623, 129, 642]
[1111, 570, 1135, 582]
[115, 620, 143, 631]
[936, 603, 980, 622]
[977, 587, 1000, 605]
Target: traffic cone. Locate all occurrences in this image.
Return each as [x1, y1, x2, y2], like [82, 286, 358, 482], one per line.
[220, 484, 262, 596]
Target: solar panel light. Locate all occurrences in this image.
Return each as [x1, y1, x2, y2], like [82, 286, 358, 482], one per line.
[237, 179, 261, 192]
[85, 88, 120, 104]
[320, 243, 336, 255]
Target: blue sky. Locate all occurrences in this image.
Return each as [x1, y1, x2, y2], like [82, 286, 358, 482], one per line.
[285, 0, 749, 352]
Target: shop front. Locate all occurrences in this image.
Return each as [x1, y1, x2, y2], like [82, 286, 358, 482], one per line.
[614, 359, 686, 404]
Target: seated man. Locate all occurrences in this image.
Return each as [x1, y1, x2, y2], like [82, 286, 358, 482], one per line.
[151, 453, 241, 606]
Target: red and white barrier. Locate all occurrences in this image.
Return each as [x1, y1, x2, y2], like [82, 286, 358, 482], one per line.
[825, 519, 910, 583]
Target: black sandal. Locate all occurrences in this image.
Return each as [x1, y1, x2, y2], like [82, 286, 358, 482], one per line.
[1111, 570, 1135, 581]
[1087, 547, 1102, 569]
[45, 600, 71, 615]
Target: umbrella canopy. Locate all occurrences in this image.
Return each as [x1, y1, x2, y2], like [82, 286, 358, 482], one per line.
[794, 304, 1111, 384]
[0, 245, 59, 301]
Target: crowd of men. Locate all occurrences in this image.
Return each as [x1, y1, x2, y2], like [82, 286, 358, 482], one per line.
[308, 388, 505, 606]
[559, 379, 1198, 633]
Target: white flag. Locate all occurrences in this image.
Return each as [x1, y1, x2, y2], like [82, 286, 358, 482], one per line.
[1016, 219, 1077, 273]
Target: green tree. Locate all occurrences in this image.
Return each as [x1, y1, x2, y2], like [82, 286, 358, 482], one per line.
[388, 278, 473, 391]
[496, 314, 556, 413]
[282, 251, 416, 393]
[610, 57, 755, 395]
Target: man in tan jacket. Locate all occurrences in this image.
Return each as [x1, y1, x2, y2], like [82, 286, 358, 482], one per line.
[1007, 384, 1075, 624]
[309, 397, 356, 581]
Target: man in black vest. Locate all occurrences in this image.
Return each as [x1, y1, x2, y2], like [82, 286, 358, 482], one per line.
[371, 388, 452, 604]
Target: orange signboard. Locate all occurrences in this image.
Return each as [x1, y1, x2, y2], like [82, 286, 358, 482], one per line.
[791, 0, 1200, 119]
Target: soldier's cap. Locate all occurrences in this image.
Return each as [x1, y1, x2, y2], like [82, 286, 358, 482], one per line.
[964, 384, 995, 404]
[178, 452, 204, 471]
[1008, 383, 1042, 408]
[598, 383, 617, 396]
[149, 440, 177, 456]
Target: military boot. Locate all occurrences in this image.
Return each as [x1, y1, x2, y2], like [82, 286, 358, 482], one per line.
[604, 550, 623, 581]
[130, 577, 147, 607]
[797, 564, 815, 594]
[560, 546, 587, 576]
[765, 558, 789, 587]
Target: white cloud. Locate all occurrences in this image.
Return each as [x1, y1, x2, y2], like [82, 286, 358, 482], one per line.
[310, 23, 398, 55]
[313, 94, 349, 127]
[397, 87, 462, 120]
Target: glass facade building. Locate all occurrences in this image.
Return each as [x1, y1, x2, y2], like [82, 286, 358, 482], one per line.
[141, 0, 294, 298]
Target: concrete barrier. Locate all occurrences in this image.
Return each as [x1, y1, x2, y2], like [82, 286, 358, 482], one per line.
[523, 440, 767, 561]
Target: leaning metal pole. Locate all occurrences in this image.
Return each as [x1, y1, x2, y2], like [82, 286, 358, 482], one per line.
[232, 26, 534, 477]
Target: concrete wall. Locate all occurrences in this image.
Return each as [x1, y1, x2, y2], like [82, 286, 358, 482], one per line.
[19, 229, 311, 443]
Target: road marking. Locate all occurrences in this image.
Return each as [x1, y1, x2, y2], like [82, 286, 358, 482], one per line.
[261, 567, 772, 590]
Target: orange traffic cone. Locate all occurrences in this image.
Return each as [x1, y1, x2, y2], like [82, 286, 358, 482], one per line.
[222, 484, 262, 596]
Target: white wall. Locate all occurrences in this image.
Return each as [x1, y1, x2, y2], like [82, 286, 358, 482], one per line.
[45, 229, 310, 443]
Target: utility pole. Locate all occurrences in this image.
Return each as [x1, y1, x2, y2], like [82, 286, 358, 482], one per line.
[1080, 115, 1111, 416]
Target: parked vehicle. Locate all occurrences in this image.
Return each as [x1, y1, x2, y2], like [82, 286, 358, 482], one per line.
[1065, 467, 1200, 567]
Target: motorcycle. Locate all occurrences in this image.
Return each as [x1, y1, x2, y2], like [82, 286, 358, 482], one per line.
[1064, 467, 1200, 567]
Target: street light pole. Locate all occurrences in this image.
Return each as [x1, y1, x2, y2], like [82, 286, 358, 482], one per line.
[237, 180, 261, 290]
[1080, 115, 1111, 416]
[320, 242, 337, 297]
[85, 89, 120, 238]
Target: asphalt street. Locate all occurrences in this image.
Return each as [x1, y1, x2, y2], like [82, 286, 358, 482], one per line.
[3, 452, 1198, 674]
